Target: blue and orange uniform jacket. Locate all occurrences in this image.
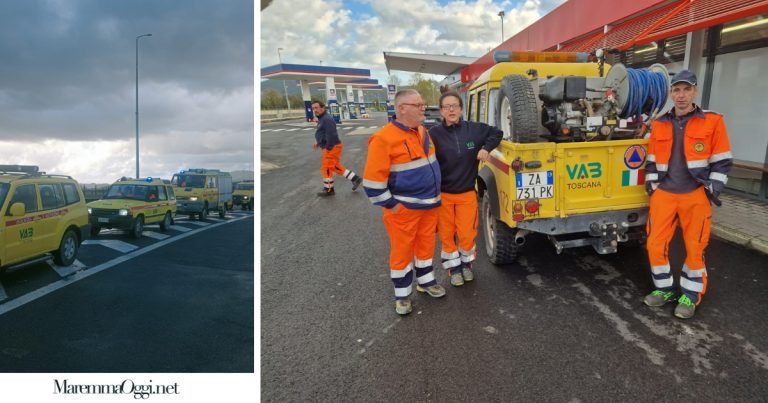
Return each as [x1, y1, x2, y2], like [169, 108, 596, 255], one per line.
[363, 121, 441, 210]
[314, 111, 341, 150]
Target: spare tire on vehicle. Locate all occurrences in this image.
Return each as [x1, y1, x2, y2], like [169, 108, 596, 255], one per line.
[495, 74, 540, 143]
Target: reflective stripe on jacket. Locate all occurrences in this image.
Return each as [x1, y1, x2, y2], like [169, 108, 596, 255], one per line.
[363, 121, 441, 210]
[647, 107, 732, 205]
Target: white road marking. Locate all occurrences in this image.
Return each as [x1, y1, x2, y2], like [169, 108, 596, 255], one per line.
[0, 214, 253, 316]
[49, 259, 87, 278]
[185, 221, 210, 227]
[205, 217, 224, 222]
[271, 128, 286, 132]
[82, 239, 139, 253]
[141, 231, 171, 240]
[286, 128, 300, 131]
[168, 224, 193, 232]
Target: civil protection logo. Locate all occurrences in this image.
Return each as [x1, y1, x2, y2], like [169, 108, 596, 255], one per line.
[624, 144, 646, 170]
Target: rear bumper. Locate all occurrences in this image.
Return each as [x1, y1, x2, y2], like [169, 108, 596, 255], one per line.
[515, 208, 648, 235]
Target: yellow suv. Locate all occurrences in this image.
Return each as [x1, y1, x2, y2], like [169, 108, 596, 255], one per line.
[87, 177, 176, 238]
[232, 180, 254, 211]
[0, 165, 91, 272]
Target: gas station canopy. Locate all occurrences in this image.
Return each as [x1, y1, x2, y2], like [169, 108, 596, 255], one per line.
[383, 52, 477, 76]
[261, 63, 371, 81]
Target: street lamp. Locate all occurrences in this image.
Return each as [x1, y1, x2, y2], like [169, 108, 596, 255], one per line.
[498, 11, 505, 44]
[135, 33, 152, 179]
[277, 47, 291, 110]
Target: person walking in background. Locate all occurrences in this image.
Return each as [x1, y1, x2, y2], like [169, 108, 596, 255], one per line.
[362, 89, 446, 315]
[429, 91, 502, 287]
[312, 100, 363, 197]
[643, 70, 733, 319]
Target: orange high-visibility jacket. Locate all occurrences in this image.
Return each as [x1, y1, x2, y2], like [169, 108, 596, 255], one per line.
[363, 121, 441, 210]
[646, 108, 732, 205]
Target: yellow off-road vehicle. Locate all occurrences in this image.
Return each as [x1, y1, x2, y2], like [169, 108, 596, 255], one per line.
[172, 169, 233, 220]
[87, 177, 176, 238]
[466, 51, 669, 263]
[0, 165, 90, 272]
[232, 180, 254, 211]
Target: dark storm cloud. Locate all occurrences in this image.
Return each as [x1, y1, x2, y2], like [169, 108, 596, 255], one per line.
[0, 0, 253, 142]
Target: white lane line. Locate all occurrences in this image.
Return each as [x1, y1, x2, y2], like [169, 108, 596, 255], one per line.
[261, 129, 273, 132]
[205, 217, 224, 222]
[0, 282, 7, 301]
[141, 231, 171, 240]
[272, 128, 286, 132]
[168, 224, 193, 232]
[82, 239, 139, 253]
[302, 128, 313, 130]
[286, 128, 300, 131]
[185, 221, 210, 227]
[49, 259, 87, 278]
[0, 214, 253, 316]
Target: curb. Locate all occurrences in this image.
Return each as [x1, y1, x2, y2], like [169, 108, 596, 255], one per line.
[711, 223, 768, 255]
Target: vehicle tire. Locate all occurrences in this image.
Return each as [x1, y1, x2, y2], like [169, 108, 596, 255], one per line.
[481, 192, 519, 264]
[53, 229, 79, 266]
[132, 216, 144, 239]
[496, 74, 540, 143]
[219, 207, 226, 218]
[248, 201, 253, 211]
[159, 212, 172, 232]
[90, 225, 101, 237]
[199, 204, 208, 220]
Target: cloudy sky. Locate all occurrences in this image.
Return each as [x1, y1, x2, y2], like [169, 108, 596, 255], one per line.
[0, 0, 254, 184]
[259, 0, 565, 85]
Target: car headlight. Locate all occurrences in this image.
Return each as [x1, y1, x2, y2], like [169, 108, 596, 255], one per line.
[118, 209, 129, 216]
[243, 196, 249, 200]
[87, 208, 92, 215]
[189, 196, 198, 201]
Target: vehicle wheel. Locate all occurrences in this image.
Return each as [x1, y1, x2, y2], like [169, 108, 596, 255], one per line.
[496, 74, 540, 143]
[481, 192, 519, 264]
[219, 207, 226, 218]
[132, 216, 144, 239]
[199, 205, 208, 220]
[159, 212, 172, 232]
[53, 229, 79, 266]
[90, 225, 101, 237]
[248, 201, 253, 211]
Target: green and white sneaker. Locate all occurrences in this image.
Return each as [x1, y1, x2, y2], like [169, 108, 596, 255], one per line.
[416, 284, 447, 298]
[462, 267, 474, 282]
[643, 290, 677, 307]
[449, 271, 464, 287]
[674, 295, 696, 319]
[395, 299, 412, 315]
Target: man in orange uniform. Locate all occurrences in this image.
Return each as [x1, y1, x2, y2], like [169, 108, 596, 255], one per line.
[429, 91, 502, 286]
[312, 100, 363, 197]
[643, 70, 732, 319]
[363, 89, 446, 315]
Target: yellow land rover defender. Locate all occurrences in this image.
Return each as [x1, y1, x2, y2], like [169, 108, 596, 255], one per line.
[465, 51, 668, 263]
[172, 169, 233, 219]
[0, 165, 90, 272]
[87, 177, 176, 238]
[232, 180, 254, 211]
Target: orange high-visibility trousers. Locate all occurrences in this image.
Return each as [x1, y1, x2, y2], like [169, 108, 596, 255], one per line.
[437, 191, 478, 272]
[382, 206, 439, 299]
[321, 144, 349, 191]
[646, 187, 711, 304]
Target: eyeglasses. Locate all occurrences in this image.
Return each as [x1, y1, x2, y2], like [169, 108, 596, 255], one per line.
[441, 104, 461, 111]
[400, 103, 427, 109]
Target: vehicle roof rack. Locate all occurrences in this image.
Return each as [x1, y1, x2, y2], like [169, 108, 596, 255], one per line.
[0, 165, 40, 174]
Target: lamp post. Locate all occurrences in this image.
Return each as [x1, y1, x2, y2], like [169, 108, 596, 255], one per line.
[498, 11, 505, 44]
[135, 33, 152, 179]
[278, 47, 291, 110]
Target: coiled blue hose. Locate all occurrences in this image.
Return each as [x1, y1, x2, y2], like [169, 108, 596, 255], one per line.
[621, 68, 668, 119]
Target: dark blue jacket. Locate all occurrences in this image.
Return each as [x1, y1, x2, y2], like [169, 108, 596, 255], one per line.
[314, 111, 341, 150]
[429, 118, 503, 193]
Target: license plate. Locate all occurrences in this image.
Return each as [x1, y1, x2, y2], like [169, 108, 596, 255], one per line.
[515, 171, 554, 199]
[98, 217, 110, 223]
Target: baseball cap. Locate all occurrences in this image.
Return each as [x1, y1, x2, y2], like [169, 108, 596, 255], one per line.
[670, 70, 697, 86]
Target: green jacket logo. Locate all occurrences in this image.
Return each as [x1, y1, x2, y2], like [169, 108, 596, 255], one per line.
[567, 163, 602, 180]
[465, 141, 476, 150]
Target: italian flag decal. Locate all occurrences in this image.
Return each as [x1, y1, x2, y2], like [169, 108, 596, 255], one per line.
[622, 169, 645, 186]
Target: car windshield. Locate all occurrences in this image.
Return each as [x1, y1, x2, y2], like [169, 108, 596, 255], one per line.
[0, 183, 8, 210]
[104, 184, 151, 201]
[172, 174, 206, 188]
[235, 183, 254, 190]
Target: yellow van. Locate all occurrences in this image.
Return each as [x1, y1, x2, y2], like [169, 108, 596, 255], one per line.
[172, 169, 233, 219]
[0, 165, 90, 272]
[87, 177, 176, 238]
[232, 180, 254, 211]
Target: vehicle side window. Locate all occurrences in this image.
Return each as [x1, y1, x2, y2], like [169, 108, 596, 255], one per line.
[208, 177, 217, 188]
[62, 183, 81, 205]
[478, 90, 487, 124]
[488, 88, 498, 127]
[166, 186, 176, 200]
[52, 183, 66, 208]
[39, 184, 61, 210]
[8, 184, 38, 214]
[467, 94, 475, 122]
[157, 185, 167, 201]
[147, 186, 159, 201]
